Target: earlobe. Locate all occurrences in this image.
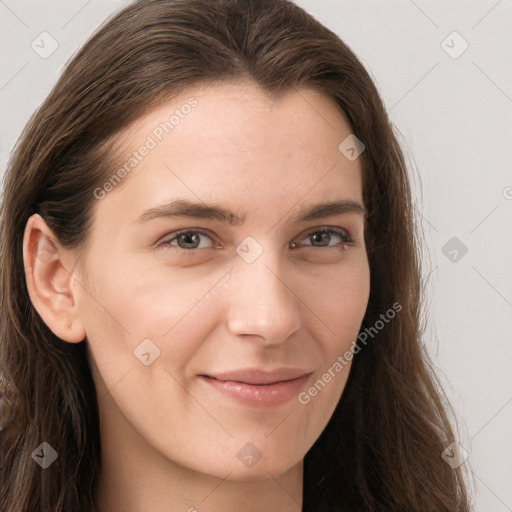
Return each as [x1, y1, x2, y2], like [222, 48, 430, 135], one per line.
[23, 214, 86, 344]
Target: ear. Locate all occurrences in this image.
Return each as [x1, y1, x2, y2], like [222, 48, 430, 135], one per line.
[23, 214, 86, 343]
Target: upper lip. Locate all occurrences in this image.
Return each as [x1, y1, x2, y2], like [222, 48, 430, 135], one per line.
[200, 368, 311, 385]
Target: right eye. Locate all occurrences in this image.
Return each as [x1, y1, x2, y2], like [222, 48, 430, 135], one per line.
[158, 229, 220, 252]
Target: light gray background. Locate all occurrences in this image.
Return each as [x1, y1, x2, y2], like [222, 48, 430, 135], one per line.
[1, 1, 511, 510]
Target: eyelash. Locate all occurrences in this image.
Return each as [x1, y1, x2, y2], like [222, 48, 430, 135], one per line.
[158, 226, 355, 253]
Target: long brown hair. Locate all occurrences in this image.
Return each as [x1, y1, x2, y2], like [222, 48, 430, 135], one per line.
[0, 0, 472, 510]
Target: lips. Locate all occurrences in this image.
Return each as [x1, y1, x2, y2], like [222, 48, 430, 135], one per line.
[199, 368, 312, 407]
[200, 367, 311, 385]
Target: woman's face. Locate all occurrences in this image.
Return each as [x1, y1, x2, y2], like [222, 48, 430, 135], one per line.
[75, 81, 370, 480]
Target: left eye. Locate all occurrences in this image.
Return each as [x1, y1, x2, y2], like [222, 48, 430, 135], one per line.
[295, 227, 354, 249]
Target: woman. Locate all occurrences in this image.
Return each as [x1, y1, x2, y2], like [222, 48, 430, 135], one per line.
[0, 0, 471, 510]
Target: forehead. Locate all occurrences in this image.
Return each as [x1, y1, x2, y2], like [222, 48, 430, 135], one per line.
[94, 81, 364, 228]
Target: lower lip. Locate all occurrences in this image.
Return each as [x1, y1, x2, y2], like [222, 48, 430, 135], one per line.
[200, 374, 310, 407]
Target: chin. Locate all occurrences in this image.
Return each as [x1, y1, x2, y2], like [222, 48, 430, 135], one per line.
[223, 460, 299, 482]
[225, 449, 303, 482]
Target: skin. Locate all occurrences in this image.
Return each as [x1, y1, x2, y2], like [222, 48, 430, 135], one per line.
[23, 81, 370, 512]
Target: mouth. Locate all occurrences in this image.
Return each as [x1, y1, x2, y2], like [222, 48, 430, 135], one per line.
[200, 375, 305, 386]
[198, 368, 312, 407]
[199, 367, 311, 385]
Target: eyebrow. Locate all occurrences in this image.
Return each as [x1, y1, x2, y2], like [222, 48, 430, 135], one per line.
[135, 197, 366, 226]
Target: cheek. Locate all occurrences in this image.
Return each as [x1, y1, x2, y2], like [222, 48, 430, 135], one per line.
[303, 257, 370, 351]
[293, 263, 369, 439]
[77, 255, 226, 376]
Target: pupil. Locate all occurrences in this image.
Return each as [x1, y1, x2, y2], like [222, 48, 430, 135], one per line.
[180, 233, 199, 248]
[312, 232, 329, 246]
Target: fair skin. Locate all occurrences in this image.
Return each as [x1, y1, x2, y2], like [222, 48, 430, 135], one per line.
[23, 81, 370, 512]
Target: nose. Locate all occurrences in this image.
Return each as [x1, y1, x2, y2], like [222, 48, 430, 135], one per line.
[224, 249, 302, 346]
